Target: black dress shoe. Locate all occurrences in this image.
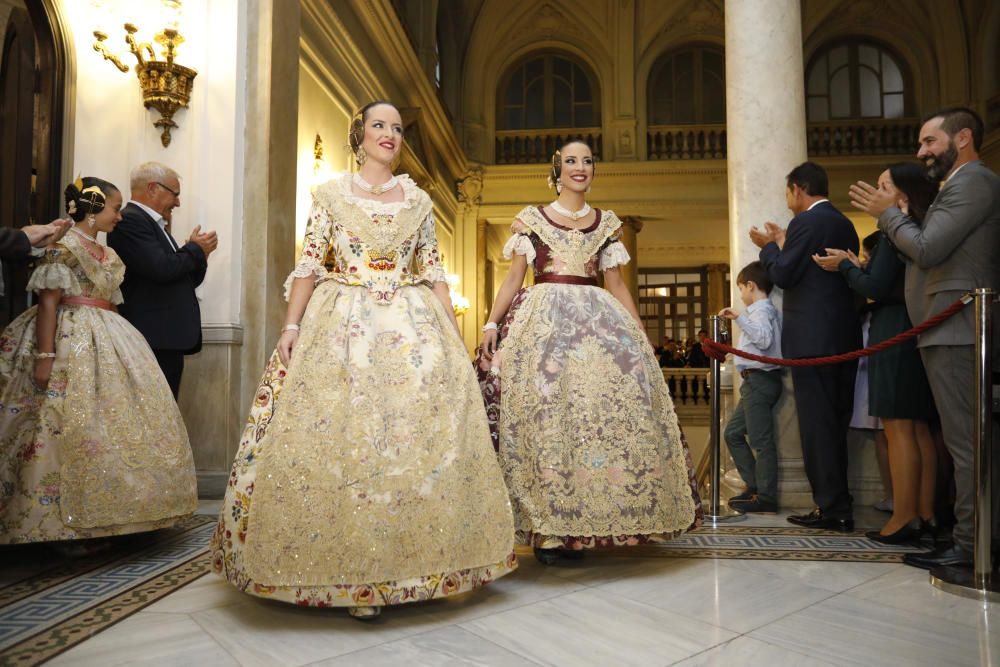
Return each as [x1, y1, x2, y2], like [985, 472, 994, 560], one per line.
[902, 543, 973, 570]
[865, 520, 921, 545]
[787, 509, 854, 532]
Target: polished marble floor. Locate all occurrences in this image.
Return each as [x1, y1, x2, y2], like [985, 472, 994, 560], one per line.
[46, 501, 999, 667]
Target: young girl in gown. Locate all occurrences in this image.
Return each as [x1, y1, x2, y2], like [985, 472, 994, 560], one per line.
[477, 141, 702, 564]
[212, 102, 516, 618]
[0, 178, 197, 544]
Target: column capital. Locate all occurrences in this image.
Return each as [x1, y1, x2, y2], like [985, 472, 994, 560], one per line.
[619, 215, 644, 233]
[705, 262, 729, 274]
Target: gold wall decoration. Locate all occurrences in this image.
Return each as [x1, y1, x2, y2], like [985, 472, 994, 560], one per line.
[93, 23, 197, 147]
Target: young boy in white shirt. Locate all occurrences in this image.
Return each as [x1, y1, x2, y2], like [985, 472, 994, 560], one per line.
[720, 261, 784, 513]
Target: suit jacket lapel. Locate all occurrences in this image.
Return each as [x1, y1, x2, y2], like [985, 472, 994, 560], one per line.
[125, 202, 177, 253]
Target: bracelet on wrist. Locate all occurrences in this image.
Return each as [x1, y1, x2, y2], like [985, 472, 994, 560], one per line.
[482, 322, 498, 332]
[282, 324, 300, 334]
[35, 352, 56, 360]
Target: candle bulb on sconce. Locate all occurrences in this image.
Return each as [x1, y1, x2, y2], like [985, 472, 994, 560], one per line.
[91, 14, 197, 147]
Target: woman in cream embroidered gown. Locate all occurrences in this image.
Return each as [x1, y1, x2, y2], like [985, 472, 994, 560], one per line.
[212, 102, 515, 617]
[478, 141, 702, 563]
[0, 178, 197, 544]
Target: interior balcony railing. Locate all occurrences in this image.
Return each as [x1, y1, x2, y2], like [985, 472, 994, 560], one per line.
[662, 367, 711, 406]
[807, 118, 920, 157]
[647, 124, 727, 160]
[495, 128, 603, 164]
[644, 118, 921, 161]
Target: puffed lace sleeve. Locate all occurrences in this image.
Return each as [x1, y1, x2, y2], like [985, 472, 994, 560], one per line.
[25, 246, 82, 295]
[598, 228, 631, 271]
[283, 198, 334, 300]
[414, 210, 447, 284]
[502, 219, 536, 263]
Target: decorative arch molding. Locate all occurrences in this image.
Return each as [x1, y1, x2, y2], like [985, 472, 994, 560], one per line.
[636, 0, 723, 54]
[460, 0, 613, 162]
[803, 27, 935, 117]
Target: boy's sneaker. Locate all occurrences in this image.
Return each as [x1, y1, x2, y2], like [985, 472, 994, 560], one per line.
[728, 489, 757, 505]
[732, 495, 778, 514]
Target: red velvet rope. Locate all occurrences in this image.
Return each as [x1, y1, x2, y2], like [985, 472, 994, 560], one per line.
[702, 296, 971, 367]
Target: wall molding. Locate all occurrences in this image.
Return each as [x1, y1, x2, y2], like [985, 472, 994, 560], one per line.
[202, 323, 244, 345]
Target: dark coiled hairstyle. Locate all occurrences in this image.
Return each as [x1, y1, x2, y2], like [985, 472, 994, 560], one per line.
[886, 162, 938, 224]
[548, 138, 596, 191]
[63, 177, 119, 222]
[347, 100, 400, 165]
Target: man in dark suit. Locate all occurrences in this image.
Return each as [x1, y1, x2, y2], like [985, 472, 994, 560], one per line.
[851, 107, 1000, 569]
[108, 162, 218, 398]
[686, 329, 711, 368]
[0, 219, 71, 260]
[752, 161, 861, 532]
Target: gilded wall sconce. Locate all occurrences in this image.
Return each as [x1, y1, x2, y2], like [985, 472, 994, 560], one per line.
[93, 23, 197, 147]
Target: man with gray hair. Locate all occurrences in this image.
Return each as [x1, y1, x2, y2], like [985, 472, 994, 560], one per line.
[108, 161, 218, 398]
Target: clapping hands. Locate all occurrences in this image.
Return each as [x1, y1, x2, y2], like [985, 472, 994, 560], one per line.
[849, 181, 896, 218]
[188, 225, 219, 257]
[749, 222, 786, 249]
[812, 248, 860, 272]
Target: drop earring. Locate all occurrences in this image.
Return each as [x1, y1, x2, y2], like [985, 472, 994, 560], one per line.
[88, 215, 97, 230]
[356, 147, 367, 166]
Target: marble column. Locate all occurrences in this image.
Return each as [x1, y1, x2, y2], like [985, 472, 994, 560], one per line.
[724, 0, 811, 508]
[705, 263, 729, 319]
[619, 216, 643, 302]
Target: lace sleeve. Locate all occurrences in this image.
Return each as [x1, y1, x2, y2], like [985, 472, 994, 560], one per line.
[502, 218, 536, 263]
[25, 247, 82, 295]
[283, 199, 334, 300]
[599, 241, 631, 271]
[414, 210, 447, 284]
[502, 234, 536, 263]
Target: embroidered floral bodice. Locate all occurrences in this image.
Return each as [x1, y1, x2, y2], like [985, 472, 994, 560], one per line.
[27, 232, 125, 304]
[286, 173, 445, 304]
[503, 205, 631, 277]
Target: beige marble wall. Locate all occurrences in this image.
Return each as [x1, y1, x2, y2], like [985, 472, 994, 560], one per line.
[178, 331, 244, 498]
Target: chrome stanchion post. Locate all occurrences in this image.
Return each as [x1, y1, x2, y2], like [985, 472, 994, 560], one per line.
[704, 315, 745, 526]
[931, 288, 998, 601]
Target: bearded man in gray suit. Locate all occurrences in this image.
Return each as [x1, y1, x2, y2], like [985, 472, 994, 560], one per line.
[851, 107, 1000, 570]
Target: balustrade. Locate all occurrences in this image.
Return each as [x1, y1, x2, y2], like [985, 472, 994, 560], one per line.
[495, 128, 602, 164]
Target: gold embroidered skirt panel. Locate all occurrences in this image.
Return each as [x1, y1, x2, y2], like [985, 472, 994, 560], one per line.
[0, 305, 197, 543]
[498, 283, 701, 547]
[212, 282, 516, 607]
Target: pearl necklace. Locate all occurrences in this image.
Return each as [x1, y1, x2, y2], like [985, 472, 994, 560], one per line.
[550, 200, 591, 221]
[70, 227, 99, 244]
[353, 172, 398, 196]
